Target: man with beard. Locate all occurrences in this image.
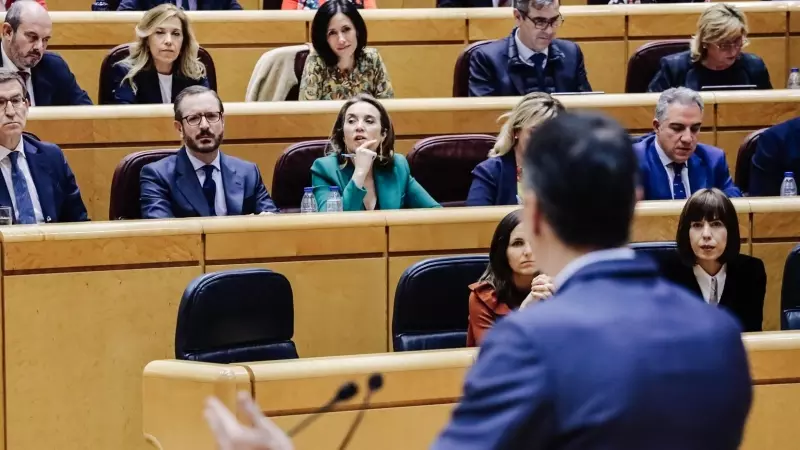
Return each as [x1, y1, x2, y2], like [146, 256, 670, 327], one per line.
[1, 1, 91, 106]
[140, 86, 278, 218]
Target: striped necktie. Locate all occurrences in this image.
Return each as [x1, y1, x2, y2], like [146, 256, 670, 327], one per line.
[709, 276, 719, 306]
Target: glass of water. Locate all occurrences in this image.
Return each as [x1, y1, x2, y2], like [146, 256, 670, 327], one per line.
[0, 207, 12, 226]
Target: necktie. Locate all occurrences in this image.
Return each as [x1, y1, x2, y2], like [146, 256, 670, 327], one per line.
[670, 162, 687, 200]
[8, 152, 36, 224]
[201, 165, 216, 216]
[709, 276, 718, 305]
[530, 53, 547, 90]
[16, 71, 30, 102]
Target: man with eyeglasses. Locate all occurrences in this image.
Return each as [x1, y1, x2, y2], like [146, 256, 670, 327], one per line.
[0, 69, 88, 223]
[467, 0, 591, 97]
[140, 85, 278, 219]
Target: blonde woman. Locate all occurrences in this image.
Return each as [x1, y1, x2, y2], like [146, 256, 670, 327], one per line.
[466, 92, 564, 206]
[110, 4, 208, 105]
[648, 3, 771, 92]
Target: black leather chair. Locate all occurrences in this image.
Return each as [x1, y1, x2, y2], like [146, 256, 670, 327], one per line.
[271, 140, 328, 212]
[452, 40, 493, 98]
[97, 44, 218, 105]
[175, 269, 298, 363]
[735, 128, 766, 195]
[625, 40, 690, 93]
[630, 241, 677, 266]
[782, 308, 800, 330]
[392, 255, 488, 352]
[406, 134, 495, 207]
[108, 149, 176, 220]
[781, 244, 800, 324]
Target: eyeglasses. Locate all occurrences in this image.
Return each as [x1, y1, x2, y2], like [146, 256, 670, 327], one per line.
[0, 95, 26, 111]
[706, 38, 749, 52]
[181, 112, 222, 127]
[520, 13, 565, 30]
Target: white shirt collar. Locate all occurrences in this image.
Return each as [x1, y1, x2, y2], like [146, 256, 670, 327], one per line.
[653, 138, 675, 168]
[693, 263, 727, 304]
[185, 149, 221, 172]
[0, 43, 28, 74]
[0, 137, 26, 162]
[552, 247, 636, 291]
[514, 28, 548, 64]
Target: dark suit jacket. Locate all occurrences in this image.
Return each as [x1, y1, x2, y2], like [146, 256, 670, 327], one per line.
[0, 136, 89, 223]
[117, 0, 241, 10]
[634, 134, 742, 200]
[0, 52, 92, 106]
[658, 252, 765, 332]
[468, 31, 592, 97]
[749, 117, 800, 197]
[110, 64, 209, 105]
[140, 147, 278, 219]
[466, 151, 517, 206]
[433, 255, 752, 450]
[648, 51, 772, 92]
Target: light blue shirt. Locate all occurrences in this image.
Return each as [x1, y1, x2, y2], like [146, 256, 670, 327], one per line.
[186, 150, 228, 216]
[553, 247, 636, 291]
[654, 138, 691, 199]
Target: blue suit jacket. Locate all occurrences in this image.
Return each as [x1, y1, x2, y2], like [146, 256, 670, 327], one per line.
[749, 117, 800, 197]
[0, 136, 88, 223]
[109, 64, 209, 105]
[468, 32, 591, 97]
[634, 135, 741, 200]
[433, 255, 752, 450]
[466, 152, 517, 206]
[117, 0, 241, 10]
[0, 52, 92, 106]
[139, 148, 278, 219]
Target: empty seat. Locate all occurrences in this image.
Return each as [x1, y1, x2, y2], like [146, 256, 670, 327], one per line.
[108, 149, 176, 220]
[175, 269, 298, 363]
[630, 241, 678, 266]
[393, 255, 489, 352]
[271, 140, 329, 212]
[452, 40, 493, 98]
[782, 308, 800, 330]
[625, 40, 691, 93]
[245, 45, 310, 102]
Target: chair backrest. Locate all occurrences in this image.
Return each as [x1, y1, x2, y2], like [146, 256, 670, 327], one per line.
[284, 49, 310, 101]
[782, 308, 800, 330]
[625, 40, 691, 93]
[175, 268, 298, 363]
[735, 128, 766, 195]
[108, 149, 176, 220]
[406, 134, 495, 207]
[392, 255, 489, 352]
[781, 244, 800, 317]
[98, 44, 218, 105]
[629, 241, 678, 266]
[271, 140, 329, 212]
[452, 40, 493, 98]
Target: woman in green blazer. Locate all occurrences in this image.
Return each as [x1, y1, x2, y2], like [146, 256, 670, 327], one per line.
[311, 94, 441, 211]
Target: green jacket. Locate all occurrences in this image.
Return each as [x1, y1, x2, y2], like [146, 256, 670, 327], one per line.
[310, 154, 441, 211]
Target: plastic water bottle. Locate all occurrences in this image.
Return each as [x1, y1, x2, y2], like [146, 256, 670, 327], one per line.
[788, 68, 800, 89]
[91, 0, 109, 10]
[300, 187, 317, 213]
[326, 186, 343, 212]
[781, 172, 797, 197]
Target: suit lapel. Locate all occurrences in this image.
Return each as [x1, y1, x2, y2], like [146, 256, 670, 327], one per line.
[175, 148, 211, 216]
[30, 66, 53, 106]
[140, 70, 163, 104]
[686, 154, 707, 196]
[718, 261, 735, 307]
[23, 139, 56, 222]
[220, 153, 243, 215]
[646, 139, 672, 200]
[373, 167, 400, 210]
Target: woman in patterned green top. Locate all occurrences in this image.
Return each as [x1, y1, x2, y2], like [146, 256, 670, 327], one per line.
[299, 0, 394, 101]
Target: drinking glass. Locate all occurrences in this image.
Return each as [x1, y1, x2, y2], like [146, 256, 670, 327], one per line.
[0, 206, 12, 226]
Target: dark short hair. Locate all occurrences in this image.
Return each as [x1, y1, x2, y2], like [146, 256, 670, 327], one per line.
[478, 209, 534, 307]
[173, 85, 223, 121]
[310, 0, 368, 67]
[327, 94, 396, 169]
[522, 112, 637, 249]
[0, 69, 27, 94]
[676, 188, 741, 266]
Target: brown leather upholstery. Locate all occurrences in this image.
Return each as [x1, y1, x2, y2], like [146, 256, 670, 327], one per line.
[452, 41, 493, 98]
[271, 140, 328, 212]
[406, 134, 495, 207]
[97, 44, 218, 105]
[284, 49, 310, 101]
[108, 149, 176, 220]
[735, 128, 766, 195]
[625, 40, 690, 93]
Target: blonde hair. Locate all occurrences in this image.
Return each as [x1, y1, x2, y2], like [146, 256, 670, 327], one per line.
[489, 92, 564, 157]
[116, 4, 206, 94]
[690, 4, 748, 63]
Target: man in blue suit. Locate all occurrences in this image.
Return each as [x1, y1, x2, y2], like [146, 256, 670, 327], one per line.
[0, 70, 88, 223]
[117, 0, 242, 10]
[749, 117, 800, 196]
[635, 87, 741, 200]
[140, 86, 278, 219]
[1, 2, 92, 107]
[468, 0, 591, 97]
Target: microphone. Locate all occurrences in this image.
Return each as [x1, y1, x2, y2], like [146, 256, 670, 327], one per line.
[286, 381, 358, 438]
[337, 373, 384, 450]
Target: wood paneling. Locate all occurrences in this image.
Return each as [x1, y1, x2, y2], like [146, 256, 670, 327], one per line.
[375, 44, 464, 98]
[743, 383, 800, 450]
[581, 40, 627, 94]
[748, 37, 787, 89]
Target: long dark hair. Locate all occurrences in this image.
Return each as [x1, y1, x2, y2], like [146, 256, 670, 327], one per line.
[310, 0, 368, 67]
[676, 188, 741, 266]
[478, 209, 533, 307]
